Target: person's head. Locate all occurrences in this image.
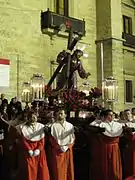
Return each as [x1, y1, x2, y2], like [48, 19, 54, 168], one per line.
[99, 110, 105, 121]
[124, 109, 132, 121]
[55, 109, 66, 122]
[1, 94, 5, 99]
[25, 111, 38, 126]
[132, 108, 135, 116]
[47, 111, 55, 123]
[0, 98, 2, 106]
[113, 112, 119, 119]
[119, 111, 125, 120]
[73, 49, 83, 59]
[3, 105, 7, 113]
[11, 97, 17, 104]
[104, 109, 114, 122]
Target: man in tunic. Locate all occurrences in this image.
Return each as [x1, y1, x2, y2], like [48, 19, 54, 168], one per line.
[89, 109, 123, 180]
[121, 114, 135, 179]
[47, 109, 75, 180]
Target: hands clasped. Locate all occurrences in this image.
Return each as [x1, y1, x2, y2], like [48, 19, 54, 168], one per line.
[28, 149, 40, 157]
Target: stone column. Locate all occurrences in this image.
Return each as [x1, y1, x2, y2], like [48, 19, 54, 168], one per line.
[96, 0, 124, 111]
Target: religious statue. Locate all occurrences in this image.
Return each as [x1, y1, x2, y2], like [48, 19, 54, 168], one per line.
[56, 49, 91, 90]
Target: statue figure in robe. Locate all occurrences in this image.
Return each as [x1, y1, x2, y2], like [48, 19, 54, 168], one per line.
[56, 49, 90, 90]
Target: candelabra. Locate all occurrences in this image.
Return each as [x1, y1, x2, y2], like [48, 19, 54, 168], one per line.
[21, 82, 31, 103]
[103, 76, 118, 109]
[30, 74, 45, 100]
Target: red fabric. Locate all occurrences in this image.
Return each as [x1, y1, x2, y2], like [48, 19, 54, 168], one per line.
[122, 134, 135, 179]
[125, 176, 135, 180]
[4, 127, 18, 169]
[89, 134, 122, 180]
[16, 135, 50, 180]
[0, 59, 10, 65]
[47, 135, 74, 180]
[0, 145, 3, 157]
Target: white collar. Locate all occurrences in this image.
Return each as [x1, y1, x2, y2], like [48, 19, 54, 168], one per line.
[19, 122, 45, 141]
[100, 121, 123, 137]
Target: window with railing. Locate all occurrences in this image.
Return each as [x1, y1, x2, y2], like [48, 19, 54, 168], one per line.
[123, 15, 132, 35]
[55, 0, 69, 16]
[125, 80, 133, 103]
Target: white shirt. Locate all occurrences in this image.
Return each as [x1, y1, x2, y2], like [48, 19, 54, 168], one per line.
[18, 122, 45, 141]
[99, 120, 123, 137]
[126, 121, 135, 134]
[51, 121, 75, 152]
[90, 119, 101, 126]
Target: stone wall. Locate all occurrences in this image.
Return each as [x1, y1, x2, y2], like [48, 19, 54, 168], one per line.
[0, 0, 97, 101]
[122, 0, 135, 110]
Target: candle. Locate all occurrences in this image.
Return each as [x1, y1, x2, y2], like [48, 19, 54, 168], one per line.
[105, 86, 115, 100]
[40, 85, 43, 99]
[36, 85, 39, 99]
[32, 86, 35, 99]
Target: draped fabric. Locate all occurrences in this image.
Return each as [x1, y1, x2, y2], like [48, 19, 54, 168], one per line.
[90, 134, 122, 180]
[47, 135, 74, 180]
[3, 127, 18, 170]
[125, 176, 135, 180]
[122, 134, 135, 179]
[56, 59, 89, 90]
[1, 127, 18, 180]
[16, 135, 50, 180]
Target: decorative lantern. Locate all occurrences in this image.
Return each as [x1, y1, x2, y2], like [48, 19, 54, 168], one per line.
[104, 76, 118, 102]
[30, 74, 45, 100]
[21, 82, 31, 102]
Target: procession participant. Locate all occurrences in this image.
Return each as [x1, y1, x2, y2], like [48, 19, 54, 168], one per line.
[47, 109, 75, 180]
[131, 108, 135, 121]
[118, 111, 125, 122]
[0, 117, 18, 180]
[1, 93, 8, 106]
[89, 109, 123, 180]
[90, 110, 105, 126]
[16, 111, 50, 180]
[121, 117, 135, 179]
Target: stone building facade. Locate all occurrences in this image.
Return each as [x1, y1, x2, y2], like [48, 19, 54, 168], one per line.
[0, 0, 135, 111]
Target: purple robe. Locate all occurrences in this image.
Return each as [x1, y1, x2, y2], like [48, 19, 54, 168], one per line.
[56, 59, 89, 90]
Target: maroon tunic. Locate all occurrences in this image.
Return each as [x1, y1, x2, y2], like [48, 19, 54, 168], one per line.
[90, 134, 122, 180]
[47, 135, 74, 180]
[122, 134, 135, 178]
[16, 134, 50, 180]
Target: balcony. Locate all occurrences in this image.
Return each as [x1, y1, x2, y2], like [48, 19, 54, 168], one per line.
[41, 10, 85, 36]
[122, 32, 135, 48]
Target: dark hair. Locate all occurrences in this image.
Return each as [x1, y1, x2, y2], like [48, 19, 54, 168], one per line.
[15, 111, 25, 121]
[100, 110, 105, 117]
[72, 49, 83, 57]
[53, 108, 66, 117]
[119, 111, 124, 116]
[131, 108, 135, 112]
[124, 109, 131, 113]
[24, 111, 36, 126]
[104, 109, 113, 117]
